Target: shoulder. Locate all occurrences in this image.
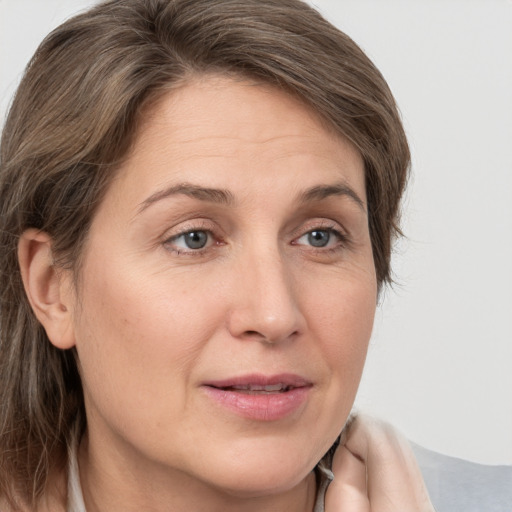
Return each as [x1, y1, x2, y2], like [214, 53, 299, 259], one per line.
[412, 443, 512, 512]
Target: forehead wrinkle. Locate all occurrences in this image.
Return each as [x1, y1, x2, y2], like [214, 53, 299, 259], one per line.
[168, 132, 316, 148]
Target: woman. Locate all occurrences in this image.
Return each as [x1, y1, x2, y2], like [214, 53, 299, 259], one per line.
[0, 0, 433, 510]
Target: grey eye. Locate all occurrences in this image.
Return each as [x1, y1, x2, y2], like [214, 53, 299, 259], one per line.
[307, 230, 331, 247]
[182, 231, 209, 249]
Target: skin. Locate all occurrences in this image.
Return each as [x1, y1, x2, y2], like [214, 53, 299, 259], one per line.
[326, 415, 435, 512]
[20, 75, 378, 511]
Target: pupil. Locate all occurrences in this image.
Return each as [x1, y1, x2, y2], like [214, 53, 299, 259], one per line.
[308, 230, 329, 247]
[185, 231, 208, 249]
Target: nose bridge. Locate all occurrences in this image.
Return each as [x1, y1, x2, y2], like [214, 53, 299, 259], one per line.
[227, 241, 303, 343]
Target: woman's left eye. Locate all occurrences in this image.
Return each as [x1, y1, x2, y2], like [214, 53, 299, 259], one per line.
[295, 228, 342, 249]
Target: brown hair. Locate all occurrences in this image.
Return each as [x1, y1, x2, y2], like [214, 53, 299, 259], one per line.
[0, 0, 410, 507]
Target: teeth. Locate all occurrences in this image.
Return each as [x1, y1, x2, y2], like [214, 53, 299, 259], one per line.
[262, 384, 286, 392]
[229, 384, 289, 392]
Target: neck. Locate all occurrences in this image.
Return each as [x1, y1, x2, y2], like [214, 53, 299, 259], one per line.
[78, 434, 318, 512]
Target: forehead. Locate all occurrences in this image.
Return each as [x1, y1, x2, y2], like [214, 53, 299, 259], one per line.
[106, 75, 365, 211]
[139, 75, 339, 142]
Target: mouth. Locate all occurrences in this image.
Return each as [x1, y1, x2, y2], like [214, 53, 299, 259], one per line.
[203, 373, 311, 393]
[216, 383, 297, 394]
[201, 374, 312, 421]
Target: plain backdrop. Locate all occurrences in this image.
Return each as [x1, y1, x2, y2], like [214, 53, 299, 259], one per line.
[1, 0, 511, 465]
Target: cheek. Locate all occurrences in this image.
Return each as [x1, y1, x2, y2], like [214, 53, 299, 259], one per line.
[306, 271, 376, 393]
[72, 259, 219, 414]
[307, 267, 376, 351]
[290, 273, 376, 458]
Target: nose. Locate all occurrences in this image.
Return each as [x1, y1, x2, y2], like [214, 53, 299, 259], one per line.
[226, 248, 305, 345]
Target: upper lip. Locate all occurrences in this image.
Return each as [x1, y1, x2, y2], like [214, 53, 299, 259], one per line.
[202, 373, 312, 391]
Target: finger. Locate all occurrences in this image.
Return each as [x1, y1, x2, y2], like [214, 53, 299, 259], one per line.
[343, 414, 435, 512]
[325, 444, 370, 512]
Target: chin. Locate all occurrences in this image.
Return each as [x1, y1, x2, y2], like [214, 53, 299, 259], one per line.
[212, 465, 311, 499]
[194, 436, 321, 498]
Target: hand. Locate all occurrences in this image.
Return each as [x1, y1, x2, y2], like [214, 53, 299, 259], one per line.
[324, 414, 435, 512]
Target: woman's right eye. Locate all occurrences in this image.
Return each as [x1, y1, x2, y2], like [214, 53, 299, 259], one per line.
[165, 230, 213, 253]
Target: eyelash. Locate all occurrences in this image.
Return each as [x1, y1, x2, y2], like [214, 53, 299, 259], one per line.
[162, 221, 349, 256]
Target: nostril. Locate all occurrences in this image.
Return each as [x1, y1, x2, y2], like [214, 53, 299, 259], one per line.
[242, 329, 277, 344]
[241, 328, 300, 345]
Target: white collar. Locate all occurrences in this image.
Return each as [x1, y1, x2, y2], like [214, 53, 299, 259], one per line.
[67, 437, 86, 512]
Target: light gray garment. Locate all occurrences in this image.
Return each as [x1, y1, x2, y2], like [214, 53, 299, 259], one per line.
[316, 445, 512, 512]
[412, 444, 512, 512]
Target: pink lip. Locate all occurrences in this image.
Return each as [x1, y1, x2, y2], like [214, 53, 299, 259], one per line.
[201, 373, 312, 421]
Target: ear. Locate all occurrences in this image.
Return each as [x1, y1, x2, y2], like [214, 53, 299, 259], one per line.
[18, 229, 76, 350]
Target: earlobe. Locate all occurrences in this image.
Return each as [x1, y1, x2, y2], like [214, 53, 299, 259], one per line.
[18, 229, 76, 350]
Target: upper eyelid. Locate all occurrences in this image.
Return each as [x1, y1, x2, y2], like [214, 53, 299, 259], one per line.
[163, 219, 218, 239]
[290, 218, 347, 238]
[168, 226, 213, 239]
[162, 218, 347, 239]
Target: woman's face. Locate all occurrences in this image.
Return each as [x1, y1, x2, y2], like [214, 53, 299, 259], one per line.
[67, 76, 377, 497]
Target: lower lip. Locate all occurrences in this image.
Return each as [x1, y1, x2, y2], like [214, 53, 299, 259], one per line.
[202, 386, 311, 421]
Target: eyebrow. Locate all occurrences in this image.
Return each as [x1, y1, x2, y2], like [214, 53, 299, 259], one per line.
[138, 183, 235, 213]
[298, 183, 366, 211]
[137, 180, 365, 214]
